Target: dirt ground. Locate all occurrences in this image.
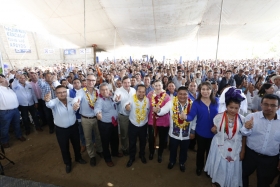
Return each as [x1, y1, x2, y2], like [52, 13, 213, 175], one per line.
[1, 127, 277, 187]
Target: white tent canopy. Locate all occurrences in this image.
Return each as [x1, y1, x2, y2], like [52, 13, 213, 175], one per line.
[1, 0, 280, 59]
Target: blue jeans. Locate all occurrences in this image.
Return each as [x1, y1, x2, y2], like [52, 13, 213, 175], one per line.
[78, 121, 95, 146]
[0, 108, 22, 144]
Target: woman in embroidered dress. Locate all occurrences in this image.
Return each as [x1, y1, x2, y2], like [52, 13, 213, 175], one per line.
[147, 80, 171, 163]
[204, 87, 247, 187]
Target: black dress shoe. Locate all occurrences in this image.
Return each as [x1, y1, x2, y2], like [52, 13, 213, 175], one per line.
[90, 157, 96, 166]
[139, 156, 147, 164]
[96, 151, 104, 158]
[180, 164, 185, 172]
[168, 162, 174, 169]
[126, 159, 135, 167]
[76, 158, 87, 164]
[196, 168, 202, 176]
[66, 164, 71, 173]
[149, 153, 154, 160]
[157, 155, 162, 163]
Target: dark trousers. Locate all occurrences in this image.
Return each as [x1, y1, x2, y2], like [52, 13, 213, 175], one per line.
[128, 121, 147, 160]
[43, 101, 55, 130]
[169, 136, 190, 164]
[98, 121, 119, 162]
[55, 121, 81, 165]
[0, 108, 22, 144]
[189, 137, 196, 149]
[242, 146, 278, 187]
[196, 132, 212, 169]
[18, 105, 40, 131]
[37, 99, 47, 125]
[148, 125, 169, 156]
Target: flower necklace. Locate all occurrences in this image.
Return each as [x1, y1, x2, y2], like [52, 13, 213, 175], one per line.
[83, 87, 98, 109]
[133, 94, 147, 124]
[172, 96, 192, 130]
[219, 111, 238, 140]
[151, 91, 166, 107]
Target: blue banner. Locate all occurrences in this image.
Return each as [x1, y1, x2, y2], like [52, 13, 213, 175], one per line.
[96, 56, 99, 63]
[130, 56, 132, 64]
[64, 49, 76, 55]
[179, 56, 182, 64]
[15, 49, 31, 53]
[163, 56, 165, 62]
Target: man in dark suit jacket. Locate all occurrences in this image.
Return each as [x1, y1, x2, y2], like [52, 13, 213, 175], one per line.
[218, 70, 236, 95]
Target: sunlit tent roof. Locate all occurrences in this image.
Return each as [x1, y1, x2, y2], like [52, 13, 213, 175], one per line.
[1, 0, 280, 58]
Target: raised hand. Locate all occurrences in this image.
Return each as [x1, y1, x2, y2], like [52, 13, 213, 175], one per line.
[152, 106, 161, 113]
[179, 112, 186, 121]
[115, 94, 121, 102]
[125, 103, 131, 111]
[73, 99, 80, 111]
[97, 112, 102, 120]
[245, 117, 254, 129]
[44, 92, 51, 102]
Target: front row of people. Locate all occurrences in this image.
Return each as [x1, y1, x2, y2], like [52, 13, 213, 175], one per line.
[45, 78, 280, 187]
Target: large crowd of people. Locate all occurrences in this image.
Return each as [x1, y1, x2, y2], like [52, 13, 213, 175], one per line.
[1, 58, 280, 186]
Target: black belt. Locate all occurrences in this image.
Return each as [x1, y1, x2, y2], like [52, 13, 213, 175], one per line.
[247, 146, 277, 158]
[119, 114, 128, 117]
[81, 115, 96, 119]
[56, 121, 77, 129]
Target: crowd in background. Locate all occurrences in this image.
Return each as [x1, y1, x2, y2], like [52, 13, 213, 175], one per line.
[1, 58, 280, 186]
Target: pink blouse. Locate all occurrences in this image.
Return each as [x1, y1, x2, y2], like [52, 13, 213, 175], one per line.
[147, 91, 171, 127]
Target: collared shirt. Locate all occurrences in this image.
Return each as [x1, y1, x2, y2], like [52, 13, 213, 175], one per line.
[94, 96, 118, 123]
[46, 97, 76, 128]
[188, 91, 198, 101]
[158, 100, 196, 140]
[12, 79, 38, 106]
[241, 111, 280, 156]
[74, 88, 99, 117]
[30, 80, 42, 99]
[124, 95, 150, 127]
[145, 85, 154, 96]
[114, 87, 136, 116]
[274, 85, 280, 93]
[0, 85, 19, 110]
[172, 76, 183, 90]
[38, 79, 60, 99]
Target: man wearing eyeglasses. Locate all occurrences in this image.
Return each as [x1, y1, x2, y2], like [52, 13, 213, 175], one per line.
[73, 73, 103, 167]
[45, 85, 87, 173]
[241, 94, 280, 187]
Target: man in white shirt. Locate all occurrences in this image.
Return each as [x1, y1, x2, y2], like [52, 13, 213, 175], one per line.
[0, 74, 26, 148]
[12, 74, 41, 135]
[45, 85, 87, 173]
[156, 86, 196, 172]
[114, 76, 136, 155]
[124, 84, 150, 167]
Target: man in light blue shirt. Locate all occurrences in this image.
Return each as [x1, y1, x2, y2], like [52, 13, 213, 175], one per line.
[45, 85, 87, 173]
[12, 74, 41, 135]
[241, 94, 280, 187]
[73, 74, 103, 167]
[94, 83, 122, 167]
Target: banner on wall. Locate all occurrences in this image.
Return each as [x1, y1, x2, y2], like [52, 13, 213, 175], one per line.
[15, 49, 31, 53]
[64, 49, 76, 55]
[44, 48, 54, 54]
[80, 48, 92, 54]
[3, 26, 30, 50]
[0, 52, 4, 75]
